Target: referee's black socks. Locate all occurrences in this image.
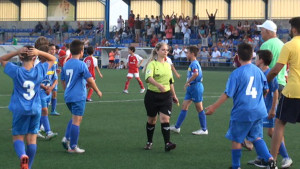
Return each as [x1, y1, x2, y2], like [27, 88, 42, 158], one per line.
[161, 123, 170, 144]
[146, 123, 155, 143]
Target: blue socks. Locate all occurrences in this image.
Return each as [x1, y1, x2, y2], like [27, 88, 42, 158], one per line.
[13, 140, 26, 159]
[51, 98, 57, 112]
[198, 110, 207, 131]
[26, 144, 37, 169]
[232, 149, 241, 169]
[279, 142, 289, 158]
[175, 110, 187, 128]
[41, 116, 51, 133]
[65, 119, 73, 140]
[253, 139, 272, 162]
[70, 124, 80, 149]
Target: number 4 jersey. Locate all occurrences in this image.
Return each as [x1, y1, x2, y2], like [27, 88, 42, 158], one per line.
[4, 62, 49, 115]
[225, 63, 269, 122]
[61, 59, 91, 103]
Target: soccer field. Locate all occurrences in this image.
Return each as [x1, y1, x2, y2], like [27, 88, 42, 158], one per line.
[0, 68, 299, 169]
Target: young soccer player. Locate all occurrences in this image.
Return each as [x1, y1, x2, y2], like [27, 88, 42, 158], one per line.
[205, 43, 277, 169]
[61, 40, 102, 153]
[49, 44, 60, 116]
[108, 50, 115, 69]
[0, 46, 56, 169]
[144, 42, 179, 151]
[170, 46, 207, 135]
[83, 46, 103, 102]
[123, 46, 145, 94]
[247, 50, 292, 168]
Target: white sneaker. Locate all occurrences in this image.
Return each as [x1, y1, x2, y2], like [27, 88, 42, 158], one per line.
[40, 125, 45, 132]
[281, 157, 292, 168]
[123, 90, 128, 94]
[62, 137, 70, 150]
[37, 131, 45, 139]
[192, 129, 208, 135]
[169, 125, 180, 133]
[140, 88, 145, 93]
[45, 131, 58, 140]
[68, 146, 85, 154]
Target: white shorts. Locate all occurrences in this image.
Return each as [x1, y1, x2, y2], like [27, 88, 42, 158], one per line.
[127, 73, 139, 78]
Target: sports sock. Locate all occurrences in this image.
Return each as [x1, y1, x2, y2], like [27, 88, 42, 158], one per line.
[13, 140, 26, 159]
[161, 123, 170, 144]
[70, 124, 80, 149]
[279, 142, 289, 158]
[198, 110, 207, 131]
[136, 78, 144, 89]
[87, 88, 93, 99]
[146, 123, 155, 143]
[124, 78, 131, 90]
[41, 116, 50, 133]
[232, 149, 242, 169]
[65, 119, 72, 140]
[51, 98, 57, 112]
[253, 139, 272, 163]
[26, 144, 37, 169]
[175, 110, 187, 128]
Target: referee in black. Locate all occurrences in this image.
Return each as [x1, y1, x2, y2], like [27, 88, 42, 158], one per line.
[143, 42, 179, 152]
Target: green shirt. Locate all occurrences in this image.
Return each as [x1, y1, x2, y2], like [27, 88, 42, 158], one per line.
[260, 37, 286, 86]
[12, 38, 18, 45]
[145, 60, 174, 93]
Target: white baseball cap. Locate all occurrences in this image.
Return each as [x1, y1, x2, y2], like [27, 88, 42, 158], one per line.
[257, 20, 277, 33]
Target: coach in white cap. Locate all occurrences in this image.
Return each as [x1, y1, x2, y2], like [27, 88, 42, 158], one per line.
[258, 20, 287, 96]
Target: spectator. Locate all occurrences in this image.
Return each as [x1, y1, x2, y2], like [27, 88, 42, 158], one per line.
[160, 20, 166, 37]
[219, 23, 225, 36]
[150, 15, 156, 30]
[222, 39, 230, 48]
[199, 47, 210, 67]
[174, 22, 181, 39]
[161, 36, 168, 44]
[118, 60, 126, 69]
[192, 15, 200, 34]
[61, 21, 68, 33]
[165, 25, 173, 45]
[154, 20, 160, 35]
[117, 15, 124, 31]
[134, 16, 142, 42]
[224, 26, 232, 39]
[231, 27, 240, 39]
[129, 10, 135, 19]
[95, 22, 104, 34]
[75, 21, 84, 36]
[200, 33, 210, 47]
[150, 34, 158, 47]
[172, 45, 182, 65]
[217, 39, 223, 48]
[101, 37, 109, 47]
[108, 50, 115, 69]
[183, 24, 191, 45]
[43, 21, 51, 35]
[53, 21, 60, 34]
[144, 15, 150, 28]
[237, 21, 243, 34]
[222, 47, 232, 66]
[211, 47, 221, 66]
[12, 35, 18, 45]
[30, 21, 43, 36]
[198, 26, 206, 37]
[180, 46, 187, 62]
[114, 32, 121, 44]
[243, 20, 250, 34]
[206, 9, 218, 32]
[128, 16, 135, 36]
[87, 21, 94, 30]
[146, 25, 154, 46]
[171, 15, 178, 29]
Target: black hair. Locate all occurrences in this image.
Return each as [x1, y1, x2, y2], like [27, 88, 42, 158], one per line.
[70, 40, 84, 55]
[20, 45, 34, 62]
[187, 46, 199, 57]
[257, 50, 273, 66]
[289, 17, 300, 34]
[87, 46, 94, 55]
[128, 46, 135, 52]
[237, 42, 253, 61]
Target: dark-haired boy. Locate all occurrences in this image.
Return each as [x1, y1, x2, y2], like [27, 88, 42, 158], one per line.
[247, 50, 292, 167]
[170, 46, 207, 135]
[206, 43, 277, 169]
[0, 46, 56, 169]
[61, 40, 102, 153]
[123, 46, 145, 94]
[83, 46, 103, 102]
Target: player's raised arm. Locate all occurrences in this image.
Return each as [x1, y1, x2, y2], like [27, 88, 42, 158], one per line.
[28, 48, 56, 69]
[0, 48, 25, 67]
[205, 93, 229, 115]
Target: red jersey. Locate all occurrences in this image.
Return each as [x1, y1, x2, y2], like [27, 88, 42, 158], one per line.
[127, 54, 143, 73]
[84, 56, 95, 78]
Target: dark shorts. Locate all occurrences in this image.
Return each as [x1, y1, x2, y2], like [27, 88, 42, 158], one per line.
[144, 90, 172, 117]
[276, 95, 300, 123]
[278, 84, 284, 100]
[109, 60, 114, 63]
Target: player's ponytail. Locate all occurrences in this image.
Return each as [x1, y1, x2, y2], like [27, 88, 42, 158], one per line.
[143, 42, 167, 72]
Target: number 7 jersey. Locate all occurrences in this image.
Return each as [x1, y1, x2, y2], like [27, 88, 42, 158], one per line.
[4, 62, 49, 115]
[225, 63, 269, 122]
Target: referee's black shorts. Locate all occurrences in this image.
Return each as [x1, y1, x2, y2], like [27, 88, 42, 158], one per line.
[144, 90, 172, 117]
[276, 95, 300, 123]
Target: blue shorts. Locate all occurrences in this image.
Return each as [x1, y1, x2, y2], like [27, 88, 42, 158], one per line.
[114, 59, 120, 64]
[66, 100, 86, 116]
[12, 112, 41, 135]
[263, 117, 275, 128]
[41, 96, 51, 108]
[225, 119, 263, 143]
[184, 82, 204, 103]
[53, 84, 58, 92]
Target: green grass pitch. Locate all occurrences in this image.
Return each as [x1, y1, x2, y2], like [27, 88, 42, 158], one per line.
[0, 68, 299, 169]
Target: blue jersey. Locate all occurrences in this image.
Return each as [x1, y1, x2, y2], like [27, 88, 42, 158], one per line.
[4, 62, 48, 115]
[225, 63, 268, 122]
[61, 59, 91, 103]
[40, 63, 58, 99]
[263, 68, 279, 112]
[187, 60, 202, 84]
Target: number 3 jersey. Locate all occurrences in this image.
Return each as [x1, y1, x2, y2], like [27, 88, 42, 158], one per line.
[4, 62, 49, 115]
[225, 63, 269, 122]
[61, 59, 91, 103]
